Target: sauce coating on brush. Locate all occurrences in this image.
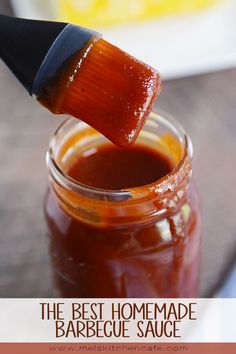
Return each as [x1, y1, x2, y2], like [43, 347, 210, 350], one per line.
[38, 38, 162, 146]
[67, 144, 173, 190]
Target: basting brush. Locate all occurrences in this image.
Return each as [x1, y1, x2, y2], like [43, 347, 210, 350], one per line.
[0, 14, 162, 146]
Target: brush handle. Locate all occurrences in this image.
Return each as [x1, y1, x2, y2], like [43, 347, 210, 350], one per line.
[0, 14, 66, 92]
[0, 14, 100, 95]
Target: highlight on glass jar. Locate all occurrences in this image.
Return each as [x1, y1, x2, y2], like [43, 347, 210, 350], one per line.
[44, 111, 202, 298]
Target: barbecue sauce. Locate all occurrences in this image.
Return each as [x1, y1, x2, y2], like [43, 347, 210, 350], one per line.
[45, 137, 201, 298]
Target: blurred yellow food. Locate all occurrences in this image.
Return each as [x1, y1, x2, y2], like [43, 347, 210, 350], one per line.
[56, 0, 222, 27]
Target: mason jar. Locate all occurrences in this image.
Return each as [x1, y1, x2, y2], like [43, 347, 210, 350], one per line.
[44, 111, 202, 297]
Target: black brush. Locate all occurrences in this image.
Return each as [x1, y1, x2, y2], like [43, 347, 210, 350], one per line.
[0, 14, 162, 146]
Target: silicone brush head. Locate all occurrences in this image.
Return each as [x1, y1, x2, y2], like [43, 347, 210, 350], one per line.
[38, 38, 162, 147]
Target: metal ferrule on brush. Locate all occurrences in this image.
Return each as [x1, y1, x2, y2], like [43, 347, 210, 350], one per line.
[31, 24, 102, 97]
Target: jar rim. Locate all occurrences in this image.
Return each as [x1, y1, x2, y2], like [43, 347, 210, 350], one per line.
[46, 110, 193, 202]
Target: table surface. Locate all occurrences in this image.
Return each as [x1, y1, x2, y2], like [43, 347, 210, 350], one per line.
[0, 60, 235, 297]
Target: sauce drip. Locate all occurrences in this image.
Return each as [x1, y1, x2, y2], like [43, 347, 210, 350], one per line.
[67, 144, 173, 190]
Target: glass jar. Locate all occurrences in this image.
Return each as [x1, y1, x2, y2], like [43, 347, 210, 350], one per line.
[44, 111, 202, 298]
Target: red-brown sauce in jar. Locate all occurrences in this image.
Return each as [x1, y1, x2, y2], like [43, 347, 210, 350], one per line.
[67, 144, 173, 190]
[45, 113, 201, 298]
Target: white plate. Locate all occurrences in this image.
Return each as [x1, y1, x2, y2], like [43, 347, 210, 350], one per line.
[11, 0, 236, 79]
